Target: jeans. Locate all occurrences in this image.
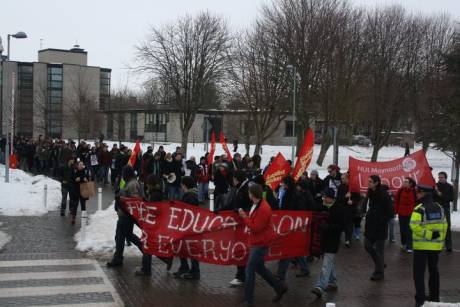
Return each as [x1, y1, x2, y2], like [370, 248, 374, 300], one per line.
[168, 185, 181, 200]
[413, 250, 440, 307]
[444, 209, 452, 250]
[277, 257, 309, 281]
[354, 217, 362, 240]
[364, 238, 385, 275]
[314, 253, 337, 291]
[198, 182, 209, 202]
[112, 214, 143, 264]
[141, 254, 152, 274]
[388, 218, 395, 241]
[179, 258, 200, 276]
[236, 266, 246, 281]
[398, 216, 412, 250]
[245, 247, 283, 305]
[98, 166, 109, 184]
[61, 184, 69, 213]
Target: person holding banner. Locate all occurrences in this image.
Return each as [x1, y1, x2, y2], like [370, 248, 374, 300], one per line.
[363, 175, 394, 281]
[238, 184, 288, 307]
[174, 176, 201, 280]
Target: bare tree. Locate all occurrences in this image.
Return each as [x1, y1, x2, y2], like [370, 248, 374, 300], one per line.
[229, 23, 290, 155]
[136, 12, 232, 156]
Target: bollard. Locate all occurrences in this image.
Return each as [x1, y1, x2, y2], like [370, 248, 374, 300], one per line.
[43, 184, 48, 208]
[209, 193, 214, 212]
[326, 303, 336, 307]
[97, 187, 102, 211]
[80, 210, 87, 242]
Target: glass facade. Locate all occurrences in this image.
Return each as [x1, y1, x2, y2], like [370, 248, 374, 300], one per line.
[145, 113, 167, 133]
[47, 65, 63, 138]
[18, 64, 34, 137]
[100, 69, 111, 110]
[130, 113, 137, 140]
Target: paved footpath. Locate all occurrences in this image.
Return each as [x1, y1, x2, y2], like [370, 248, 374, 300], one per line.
[1, 185, 460, 307]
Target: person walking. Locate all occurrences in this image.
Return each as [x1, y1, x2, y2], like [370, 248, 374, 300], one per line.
[363, 175, 394, 281]
[410, 184, 448, 307]
[336, 172, 361, 247]
[173, 176, 201, 280]
[238, 183, 287, 307]
[59, 158, 75, 217]
[395, 177, 417, 252]
[311, 188, 345, 299]
[69, 160, 90, 225]
[433, 172, 454, 252]
[107, 165, 143, 267]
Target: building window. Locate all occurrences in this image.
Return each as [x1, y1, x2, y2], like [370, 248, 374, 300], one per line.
[118, 113, 125, 140]
[100, 69, 111, 110]
[240, 120, 255, 136]
[18, 64, 34, 137]
[285, 120, 298, 137]
[130, 113, 137, 140]
[145, 113, 167, 133]
[46, 64, 63, 138]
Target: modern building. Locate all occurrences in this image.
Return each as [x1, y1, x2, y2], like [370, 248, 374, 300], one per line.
[0, 45, 111, 140]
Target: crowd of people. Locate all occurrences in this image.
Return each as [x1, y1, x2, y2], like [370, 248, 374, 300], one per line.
[4, 136, 454, 307]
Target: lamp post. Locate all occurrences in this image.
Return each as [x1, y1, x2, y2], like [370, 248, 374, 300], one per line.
[3, 31, 27, 183]
[287, 65, 297, 162]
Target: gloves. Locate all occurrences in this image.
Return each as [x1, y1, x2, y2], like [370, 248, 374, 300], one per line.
[431, 231, 440, 240]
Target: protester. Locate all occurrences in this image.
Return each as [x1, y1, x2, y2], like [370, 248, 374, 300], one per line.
[309, 170, 324, 208]
[69, 160, 90, 225]
[394, 177, 417, 252]
[336, 172, 362, 247]
[59, 158, 75, 217]
[238, 183, 287, 307]
[433, 172, 454, 252]
[363, 175, 394, 281]
[107, 165, 143, 267]
[174, 176, 201, 280]
[311, 187, 345, 299]
[384, 184, 396, 244]
[323, 165, 342, 197]
[197, 157, 210, 203]
[410, 184, 448, 307]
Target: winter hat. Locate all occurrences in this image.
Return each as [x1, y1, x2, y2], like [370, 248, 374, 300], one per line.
[181, 176, 196, 189]
[323, 187, 336, 199]
[310, 170, 319, 176]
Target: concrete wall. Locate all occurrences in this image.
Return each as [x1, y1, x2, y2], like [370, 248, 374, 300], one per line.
[1, 62, 18, 137]
[38, 50, 87, 66]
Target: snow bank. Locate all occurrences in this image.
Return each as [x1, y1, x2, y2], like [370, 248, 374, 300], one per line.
[0, 166, 61, 216]
[74, 202, 142, 257]
[0, 223, 11, 251]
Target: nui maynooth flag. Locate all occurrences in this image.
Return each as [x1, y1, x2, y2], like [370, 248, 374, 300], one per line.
[263, 152, 291, 190]
[292, 128, 315, 181]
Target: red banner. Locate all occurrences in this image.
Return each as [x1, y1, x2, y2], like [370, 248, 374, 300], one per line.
[263, 152, 291, 190]
[208, 130, 216, 166]
[220, 131, 233, 161]
[292, 128, 315, 181]
[121, 198, 312, 265]
[349, 150, 435, 193]
[128, 139, 141, 167]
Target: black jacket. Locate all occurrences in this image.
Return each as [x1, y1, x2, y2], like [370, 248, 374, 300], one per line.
[182, 188, 200, 206]
[364, 186, 394, 241]
[323, 173, 342, 195]
[70, 168, 89, 199]
[280, 189, 303, 211]
[336, 184, 361, 220]
[320, 202, 346, 254]
[165, 160, 184, 187]
[434, 182, 454, 210]
[219, 179, 252, 211]
[145, 188, 163, 203]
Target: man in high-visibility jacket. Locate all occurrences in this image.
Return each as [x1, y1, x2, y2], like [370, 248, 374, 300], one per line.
[410, 184, 448, 307]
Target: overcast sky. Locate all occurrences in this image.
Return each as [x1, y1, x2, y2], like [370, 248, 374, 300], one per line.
[1, 0, 459, 90]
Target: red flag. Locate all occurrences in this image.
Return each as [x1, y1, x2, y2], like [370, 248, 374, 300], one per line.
[292, 128, 315, 181]
[208, 130, 216, 165]
[348, 150, 435, 193]
[128, 139, 141, 167]
[263, 152, 291, 190]
[220, 131, 233, 161]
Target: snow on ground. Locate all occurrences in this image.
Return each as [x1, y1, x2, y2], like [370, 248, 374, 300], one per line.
[74, 202, 142, 257]
[75, 142, 460, 254]
[0, 165, 61, 216]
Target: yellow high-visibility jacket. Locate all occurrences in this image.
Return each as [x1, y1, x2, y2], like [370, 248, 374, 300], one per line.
[410, 201, 447, 251]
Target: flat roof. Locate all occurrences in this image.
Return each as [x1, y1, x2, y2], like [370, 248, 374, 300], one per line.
[38, 48, 88, 54]
[0, 60, 110, 71]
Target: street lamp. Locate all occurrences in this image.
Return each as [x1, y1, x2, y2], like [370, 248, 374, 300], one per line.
[3, 31, 27, 183]
[287, 65, 297, 163]
[7, 31, 27, 60]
